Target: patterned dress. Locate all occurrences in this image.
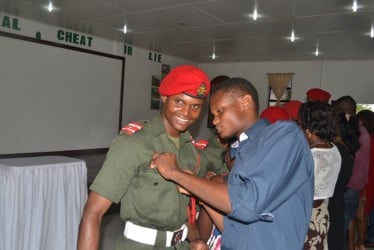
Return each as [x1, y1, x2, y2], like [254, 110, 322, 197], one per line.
[304, 199, 329, 250]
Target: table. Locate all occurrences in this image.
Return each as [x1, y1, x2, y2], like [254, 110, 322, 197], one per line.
[0, 156, 88, 250]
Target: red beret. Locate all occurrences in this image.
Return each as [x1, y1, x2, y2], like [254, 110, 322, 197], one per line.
[306, 88, 331, 102]
[260, 106, 290, 124]
[283, 100, 302, 120]
[158, 65, 210, 99]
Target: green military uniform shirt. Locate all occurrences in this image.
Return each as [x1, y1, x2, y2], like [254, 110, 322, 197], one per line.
[90, 113, 227, 250]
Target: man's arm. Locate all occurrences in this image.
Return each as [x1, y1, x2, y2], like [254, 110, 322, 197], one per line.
[151, 153, 231, 213]
[201, 202, 225, 233]
[77, 191, 113, 250]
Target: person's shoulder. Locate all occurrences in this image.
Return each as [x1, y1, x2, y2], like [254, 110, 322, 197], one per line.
[265, 120, 300, 135]
[111, 120, 150, 145]
[262, 120, 307, 146]
[119, 120, 149, 136]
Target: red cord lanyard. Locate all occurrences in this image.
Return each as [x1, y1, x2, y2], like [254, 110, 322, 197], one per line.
[189, 197, 197, 224]
[188, 153, 200, 224]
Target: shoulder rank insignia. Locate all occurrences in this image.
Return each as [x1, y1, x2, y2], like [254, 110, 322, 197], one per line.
[120, 122, 144, 135]
[192, 139, 209, 149]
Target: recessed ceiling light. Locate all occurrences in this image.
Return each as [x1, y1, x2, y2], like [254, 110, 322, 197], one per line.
[253, 9, 258, 20]
[371, 26, 374, 38]
[43, 2, 57, 12]
[352, 0, 358, 12]
[123, 24, 127, 34]
[211, 45, 216, 60]
[48, 2, 53, 12]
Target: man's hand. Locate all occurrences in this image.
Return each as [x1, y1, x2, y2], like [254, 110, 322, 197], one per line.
[150, 152, 180, 180]
[190, 239, 209, 250]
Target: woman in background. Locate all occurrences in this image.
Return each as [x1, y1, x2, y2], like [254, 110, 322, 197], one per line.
[299, 101, 341, 250]
[328, 111, 360, 250]
[353, 109, 374, 250]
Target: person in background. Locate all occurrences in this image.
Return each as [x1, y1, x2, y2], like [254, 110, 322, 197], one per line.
[151, 77, 314, 250]
[298, 101, 341, 250]
[353, 110, 374, 250]
[283, 100, 302, 121]
[77, 65, 227, 250]
[306, 88, 332, 103]
[334, 96, 370, 250]
[328, 111, 359, 250]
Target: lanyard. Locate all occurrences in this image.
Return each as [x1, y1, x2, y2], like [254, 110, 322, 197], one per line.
[188, 152, 200, 224]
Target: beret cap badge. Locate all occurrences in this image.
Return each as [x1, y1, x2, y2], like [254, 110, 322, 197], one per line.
[196, 83, 207, 97]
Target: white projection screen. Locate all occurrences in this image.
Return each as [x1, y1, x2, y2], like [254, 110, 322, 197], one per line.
[0, 32, 125, 154]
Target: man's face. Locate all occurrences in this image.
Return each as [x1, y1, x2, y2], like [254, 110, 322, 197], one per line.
[210, 90, 247, 139]
[161, 93, 204, 137]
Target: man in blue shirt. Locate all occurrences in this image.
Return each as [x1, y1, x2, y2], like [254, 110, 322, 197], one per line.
[151, 77, 314, 249]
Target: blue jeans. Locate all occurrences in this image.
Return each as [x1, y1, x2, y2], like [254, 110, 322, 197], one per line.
[367, 210, 374, 244]
[343, 188, 360, 235]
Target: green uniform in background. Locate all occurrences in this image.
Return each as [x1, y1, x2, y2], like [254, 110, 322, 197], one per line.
[90, 114, 227, 250]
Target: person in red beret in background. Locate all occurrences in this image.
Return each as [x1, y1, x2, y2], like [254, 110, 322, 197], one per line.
[306, 88, 332, 103]
[78, 65, 227, 250]
[260, 106, 290, 124]
[283, 100, 303, 121]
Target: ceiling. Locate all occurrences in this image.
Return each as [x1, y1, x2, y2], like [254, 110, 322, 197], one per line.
[1, 0, 374, 62]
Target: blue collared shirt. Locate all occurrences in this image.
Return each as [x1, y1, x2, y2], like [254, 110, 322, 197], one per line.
[222, 119, 314, 250]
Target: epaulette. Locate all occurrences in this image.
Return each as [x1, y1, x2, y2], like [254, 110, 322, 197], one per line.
[120, 121, 144, 135]
[192, 139, 209, 149]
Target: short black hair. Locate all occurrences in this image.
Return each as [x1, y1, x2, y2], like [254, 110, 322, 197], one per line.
[299, 101, 338, 141]
[335, 95, 357, 116]
[211, 77, 259, 114]
[336, 111, 360, 155]
[357, 109, 374, 135]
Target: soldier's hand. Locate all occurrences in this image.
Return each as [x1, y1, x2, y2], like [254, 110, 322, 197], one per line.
[150, 152, 179, 180]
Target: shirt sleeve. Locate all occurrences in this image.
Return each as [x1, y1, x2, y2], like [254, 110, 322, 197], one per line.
[90, 135, 145, 203]
[228, 122, 313, 223]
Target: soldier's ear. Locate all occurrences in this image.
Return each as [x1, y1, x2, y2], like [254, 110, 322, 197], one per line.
[161, 95, 167, 103]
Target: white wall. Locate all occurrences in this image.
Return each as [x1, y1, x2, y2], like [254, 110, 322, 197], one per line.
[122, 48, 191, 125]
[194, 60, 374, 139]
[1, 13, 373, 146]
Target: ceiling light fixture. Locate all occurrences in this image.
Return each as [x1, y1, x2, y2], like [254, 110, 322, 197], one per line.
[290, 30, 295, 42]
[315, 44, 319, 57]
[253, 9, 258, 21]
[123, 24, 127, 34]
[47, 2, 54, 12]
[211, 45, 216, 60]
[212, 52, 216, 60]
[352, 0, 358, 12]
[371, 26, 374, 38]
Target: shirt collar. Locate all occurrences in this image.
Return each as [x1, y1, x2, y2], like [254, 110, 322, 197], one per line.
[240, 119, 269, 142]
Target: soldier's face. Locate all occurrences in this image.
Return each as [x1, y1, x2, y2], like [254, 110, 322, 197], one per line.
[161, 94, 204, 137]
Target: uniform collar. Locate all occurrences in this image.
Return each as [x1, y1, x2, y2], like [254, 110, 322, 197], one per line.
[150, 113, 193, 144]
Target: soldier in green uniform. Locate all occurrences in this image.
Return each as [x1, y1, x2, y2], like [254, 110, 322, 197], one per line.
[77, 65, 227, 250]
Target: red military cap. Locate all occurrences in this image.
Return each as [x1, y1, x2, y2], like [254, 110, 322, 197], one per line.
[306, 88, 331, 102]
[260, 106, 290, 124]
[283, 100, 302, 120]
[158, 65, 210, 99]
